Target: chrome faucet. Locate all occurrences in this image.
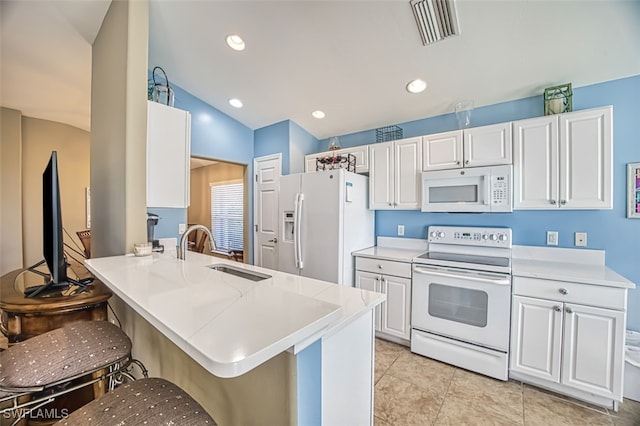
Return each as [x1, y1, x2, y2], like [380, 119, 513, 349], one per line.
[178, 224, 217, 260]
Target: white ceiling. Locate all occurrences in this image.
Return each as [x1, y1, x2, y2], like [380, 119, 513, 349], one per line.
[2, 1, 640, 139]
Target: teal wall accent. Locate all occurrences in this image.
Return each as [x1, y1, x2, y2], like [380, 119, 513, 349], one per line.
[297, 340, 322, 426]
[289, 120, 319, 174]
[254, 120, 291, 174]
[148, 82, 255, 261]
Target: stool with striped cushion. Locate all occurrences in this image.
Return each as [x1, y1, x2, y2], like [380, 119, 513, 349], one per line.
[56, 377, 216, 425]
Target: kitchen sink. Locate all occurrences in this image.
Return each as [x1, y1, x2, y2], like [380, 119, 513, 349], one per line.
[208, 264, 271, 281]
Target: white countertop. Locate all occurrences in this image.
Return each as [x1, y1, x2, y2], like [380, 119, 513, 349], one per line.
[85, 251, 385, 378]
[512, 258, 635, 289]
[511, 245, 635, 289]
[352, 236, 428, 263]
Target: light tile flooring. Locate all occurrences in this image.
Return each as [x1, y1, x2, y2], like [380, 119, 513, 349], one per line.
[374, 339, 640, 426]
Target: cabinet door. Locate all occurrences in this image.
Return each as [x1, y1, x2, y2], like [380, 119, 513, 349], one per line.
[510, 296, 562, 383]
[559, 106, 613, 209]
[421, 130, 463, 171]
[513, 115, 559, 209]
[355, 271, 381, 331]
[394, 137, 422, 209]
[147, 101, 191, 208]
[463, 122, 512, 167]
[379, 275, 411, 340]
[342, 146, 369, 173]
[561, 303, 624, 400]
[305, 154, 320, 173]
[369, 142, 394, 209]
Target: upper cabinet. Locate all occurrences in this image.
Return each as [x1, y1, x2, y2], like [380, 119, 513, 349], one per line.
[513, 106, 612, 210]
[304, 145, 369, 174]
[147, 101, 192, 208]
[369, 137, 422, 210]
[422, 123, 512, 171]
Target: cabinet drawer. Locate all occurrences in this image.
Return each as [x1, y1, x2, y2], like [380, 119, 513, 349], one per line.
[355, 257, 411, 278]
[512, 277, 626, 310]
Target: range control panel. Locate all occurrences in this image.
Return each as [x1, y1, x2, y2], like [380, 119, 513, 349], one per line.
[427, 225, 512, 247]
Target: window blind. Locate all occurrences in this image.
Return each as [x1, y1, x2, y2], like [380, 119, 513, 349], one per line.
[211, 183, 243, 251]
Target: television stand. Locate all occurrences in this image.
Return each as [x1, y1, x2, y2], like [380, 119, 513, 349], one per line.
[24, 260, 94, 298]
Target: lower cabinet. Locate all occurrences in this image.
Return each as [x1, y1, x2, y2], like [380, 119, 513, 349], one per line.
[355, 257, 411, 342]
[510, 277, 626, 407]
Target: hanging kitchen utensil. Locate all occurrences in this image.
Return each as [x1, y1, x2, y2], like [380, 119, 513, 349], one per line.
[149, 66, 175, 107]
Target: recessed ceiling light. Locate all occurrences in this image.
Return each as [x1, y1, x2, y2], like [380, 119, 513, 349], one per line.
[312, 110, 325, 119]
[229, 98, 243, 108]
[407, 79, 427, 94]
[226, 34, 245, 51]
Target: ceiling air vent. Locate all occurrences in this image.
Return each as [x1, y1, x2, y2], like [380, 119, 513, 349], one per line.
[410, 0, 460, 46]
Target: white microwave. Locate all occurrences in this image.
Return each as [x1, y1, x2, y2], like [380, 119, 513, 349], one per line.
[421, 165, 513, 213]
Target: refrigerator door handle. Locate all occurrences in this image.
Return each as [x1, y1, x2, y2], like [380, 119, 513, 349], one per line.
[293, 193, 300, 268]
[296, 193, 304, 269]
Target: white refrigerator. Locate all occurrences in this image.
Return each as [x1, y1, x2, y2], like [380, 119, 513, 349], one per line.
[278, 169, 374, 286]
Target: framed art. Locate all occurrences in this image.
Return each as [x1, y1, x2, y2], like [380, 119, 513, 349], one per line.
[628, 163, 640, 218]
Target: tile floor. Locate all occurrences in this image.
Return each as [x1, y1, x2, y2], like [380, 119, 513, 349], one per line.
[374, 339, 640, 426]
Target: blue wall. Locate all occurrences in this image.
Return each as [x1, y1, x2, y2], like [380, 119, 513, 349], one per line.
[149, 82, 255, 260]
[318, 75, 640, 330]
[254, 121, 291, 174]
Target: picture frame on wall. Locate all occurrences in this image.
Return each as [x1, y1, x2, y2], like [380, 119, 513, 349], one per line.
[628, 163, 640, 218]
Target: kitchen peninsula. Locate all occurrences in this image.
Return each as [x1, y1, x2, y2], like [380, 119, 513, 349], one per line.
[85, 249, 384, 425]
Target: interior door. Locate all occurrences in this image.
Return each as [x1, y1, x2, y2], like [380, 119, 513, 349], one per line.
[253, 154, 281, 269]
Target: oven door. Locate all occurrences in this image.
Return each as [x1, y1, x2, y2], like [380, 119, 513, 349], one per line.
[412, 264, 511, 351]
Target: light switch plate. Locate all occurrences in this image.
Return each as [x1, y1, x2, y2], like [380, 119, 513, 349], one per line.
[178, 223, 186, 234]
[546, 231, 558, 246]
[575, 232, 587, 247]
[397, 225, 405, 236]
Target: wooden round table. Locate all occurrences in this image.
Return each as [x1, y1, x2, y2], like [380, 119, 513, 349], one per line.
[0, 268, 112, 343]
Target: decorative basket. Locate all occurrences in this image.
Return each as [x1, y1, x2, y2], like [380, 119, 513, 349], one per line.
[376, 125, 403, 142]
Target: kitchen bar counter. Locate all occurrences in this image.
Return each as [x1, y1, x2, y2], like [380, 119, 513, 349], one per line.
[86, 251, 384, 378]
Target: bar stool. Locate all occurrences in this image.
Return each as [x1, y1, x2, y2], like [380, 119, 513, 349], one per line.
[0, 320, 147, 424]
[56, 377, 216, 425]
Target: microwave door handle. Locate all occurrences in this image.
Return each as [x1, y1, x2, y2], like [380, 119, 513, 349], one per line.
[413, 266, 511, 286]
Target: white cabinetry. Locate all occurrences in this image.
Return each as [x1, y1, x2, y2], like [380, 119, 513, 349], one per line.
[369, 137, 422, 209]
[510, 276, 626, 407]
[513, 106, 612, 209]
[421, 123, 511, 171]
[355, 257, 411, 343]
[304, 145, 369, 174]
[147, 101, 191, 208]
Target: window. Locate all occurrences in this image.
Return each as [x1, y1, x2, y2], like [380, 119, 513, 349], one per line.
[211, 181, 243, 251]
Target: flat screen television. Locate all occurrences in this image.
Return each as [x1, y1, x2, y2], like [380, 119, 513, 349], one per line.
[25, 151, 92, 297]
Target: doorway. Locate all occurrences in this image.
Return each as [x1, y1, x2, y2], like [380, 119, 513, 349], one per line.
[189, 156, 247, 262]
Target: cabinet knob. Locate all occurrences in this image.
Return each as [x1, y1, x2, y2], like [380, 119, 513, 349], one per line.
[377, 264, 383, 269]
[388, 202, 393, 206]
[550, 200, 557, 205]
[553, 305, 562, 312]
[456, 161, 461, 165]
[559, 288, 568, 295]
[465, 160, 470, 165]
[565, 306, 574, 314]
[560, 200, 567, 205]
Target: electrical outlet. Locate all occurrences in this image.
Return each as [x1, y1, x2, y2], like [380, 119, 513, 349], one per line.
[178, 223, 186, 235]
[546, 231, 558, 246]
[575, 232, 587, 247]
[397, 225, 405, 236]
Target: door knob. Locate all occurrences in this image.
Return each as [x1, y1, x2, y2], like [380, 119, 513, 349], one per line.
[268, 238, 278, 243]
